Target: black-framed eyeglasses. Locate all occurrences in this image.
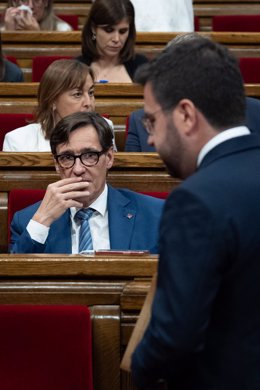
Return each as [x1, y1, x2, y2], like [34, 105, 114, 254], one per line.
[141, 108, 163, 135]
[55, 149, 107, 169]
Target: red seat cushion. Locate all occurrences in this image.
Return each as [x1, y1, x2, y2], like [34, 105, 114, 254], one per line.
[212, 15, 260, 32]
[239, 57, 260, 83]
[8, 189, 46, 242]
[0, 304, 93, 390]
[32, 55, 73, 82]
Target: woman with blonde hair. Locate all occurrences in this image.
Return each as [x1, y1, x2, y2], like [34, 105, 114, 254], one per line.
[3, 59, 116, 151]
[1, 0, 72, 31]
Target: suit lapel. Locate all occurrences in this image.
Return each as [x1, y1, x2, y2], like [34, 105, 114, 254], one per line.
[107, 186, 136, 250]
[46, 210, 72, 253]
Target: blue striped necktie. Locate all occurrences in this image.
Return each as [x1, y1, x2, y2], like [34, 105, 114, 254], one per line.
[75, 208, 94, 253]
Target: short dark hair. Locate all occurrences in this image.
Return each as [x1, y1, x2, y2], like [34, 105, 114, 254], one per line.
[135, 35, 246, 130]
[81, 0, 136, 63]
[50, 112, 114, 155]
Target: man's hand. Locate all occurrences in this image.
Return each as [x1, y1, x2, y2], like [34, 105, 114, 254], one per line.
[32, 178, 90, 227]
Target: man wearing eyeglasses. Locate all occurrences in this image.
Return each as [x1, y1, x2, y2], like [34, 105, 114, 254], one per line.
[10, 111, 164, 254]
[131, 37, 260, 389]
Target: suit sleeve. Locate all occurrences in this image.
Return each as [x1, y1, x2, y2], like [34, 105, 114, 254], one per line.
[10, 212, 46, 254]
[131, 188, 228, 388]
[125, 112, 142, 151]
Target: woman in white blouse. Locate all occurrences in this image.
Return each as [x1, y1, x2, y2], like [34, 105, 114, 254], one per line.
[3, 59, 116, 152]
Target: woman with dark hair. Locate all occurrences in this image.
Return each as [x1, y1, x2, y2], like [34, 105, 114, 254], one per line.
[77, 0, 148, 83]
[0, 36, 23, 81]
[1, 0, 72, 31]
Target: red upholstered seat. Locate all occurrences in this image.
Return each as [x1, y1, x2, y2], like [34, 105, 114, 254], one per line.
[0, 304, 93, 390]
[8, 189, 45, 242]
[141, 191, 169, 199]
[32, 55, 73, 82]
[5, 55, 18, 65]
[0, 113, 34, 150]
[239, 57, 260, 83]
[194, 16, 200, 31]
[212, 15, 260, 32]
[58, 14, 79, 30]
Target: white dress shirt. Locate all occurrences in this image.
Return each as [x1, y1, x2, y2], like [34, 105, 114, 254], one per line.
[27, 185, 110, 253]
[197, 126, 251, 167]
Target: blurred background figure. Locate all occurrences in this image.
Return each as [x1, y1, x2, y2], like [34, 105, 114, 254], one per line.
[131, 0, 194, 32]
[1, 0, 72, 31]
[3, 59, 116, 151]
[78, 0, 148, 83]
[0, 35, 23, 81]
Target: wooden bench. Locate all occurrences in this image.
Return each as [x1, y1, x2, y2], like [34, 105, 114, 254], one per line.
[0, 82, 259, 150]
[2, 31, 260, 81]
[0, 152, 179, 252]
[0, 253, 158, 390]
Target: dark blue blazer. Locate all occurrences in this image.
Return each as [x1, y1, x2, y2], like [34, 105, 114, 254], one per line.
[10, 185, 164, 254]
[132, 134, 260, 389]
[3, 59, 24, 82]
[125, 97, 260, 152]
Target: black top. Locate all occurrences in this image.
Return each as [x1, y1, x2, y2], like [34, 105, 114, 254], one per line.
[76, 53, 148, 81]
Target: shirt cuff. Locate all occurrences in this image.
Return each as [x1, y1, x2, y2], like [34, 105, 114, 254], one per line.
[26, 219, 50, 244]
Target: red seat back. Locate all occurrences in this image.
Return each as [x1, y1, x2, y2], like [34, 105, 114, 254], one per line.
[239, 57, 260, 83]
[0, 304, 93, 390]
[212, 15, 260, 32]
[0, 113, 34, 150]
[8, 189, 46, 242]
[32, 55, 73, 82]
[58, 14, 79, 30]
[140, 191, 169, 199]
[194, 16, 200, 31]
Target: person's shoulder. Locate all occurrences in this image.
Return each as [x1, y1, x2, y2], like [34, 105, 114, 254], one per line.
[55, 16, 73, 31]
[132, 53, 149, 66]
[3, 123, 42, 151]
[3, 59, 24, 82]
[130, 108, 144, 120]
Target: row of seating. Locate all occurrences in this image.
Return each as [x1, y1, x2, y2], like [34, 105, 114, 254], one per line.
[7, 54, 260, 83]
[0, 252, 158, 390]
[2, 31, 260, 81]
[0, 1, 259, 31]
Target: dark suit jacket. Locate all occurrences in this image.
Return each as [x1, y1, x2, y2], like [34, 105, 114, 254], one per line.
[3, 59, 24, 82]
[131, 133, 260, 389]
[10, 185, 164, 254]
[125, 98, 260, 152]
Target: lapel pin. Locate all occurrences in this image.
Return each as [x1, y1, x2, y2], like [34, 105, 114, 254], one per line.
[126, 213, 133, 219]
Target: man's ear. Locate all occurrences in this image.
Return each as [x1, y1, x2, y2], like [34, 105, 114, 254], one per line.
[53, 158, 60, 175]
[173, 99, 198, 137]
[106, 147, 114, 170]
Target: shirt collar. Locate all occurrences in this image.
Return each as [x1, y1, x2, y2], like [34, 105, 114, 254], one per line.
[70, 184, 108, 218]
[197, 126, 251, 167]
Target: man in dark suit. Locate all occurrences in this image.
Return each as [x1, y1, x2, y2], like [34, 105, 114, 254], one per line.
[125, 97, 260, 151]
[131, 36, 260, 389]
[10, 112, 164, 254]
